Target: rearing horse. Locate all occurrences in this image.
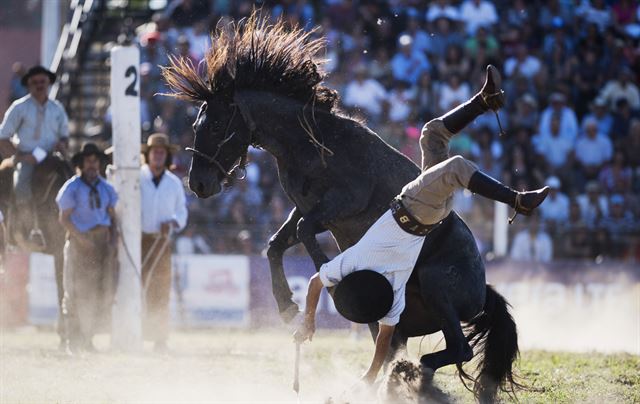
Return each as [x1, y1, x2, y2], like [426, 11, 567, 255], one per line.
[162, 14, 520, 402]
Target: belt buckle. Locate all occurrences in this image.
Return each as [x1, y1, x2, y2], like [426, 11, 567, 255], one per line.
[390, 198, 401, 213]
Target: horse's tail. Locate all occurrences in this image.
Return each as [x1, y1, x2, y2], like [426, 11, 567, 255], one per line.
[456, 284, 523, 403]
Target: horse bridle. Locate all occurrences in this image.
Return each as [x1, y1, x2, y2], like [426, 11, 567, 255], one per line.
[185, 94, 257, 181]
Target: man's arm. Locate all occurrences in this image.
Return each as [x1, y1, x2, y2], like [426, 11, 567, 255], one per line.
[361, 323, 396, 384]
[294, 273, 324, 342]
[0, 139, 16, 160]
[59, 208, 92, 248]
[0, 102, 21, 159]
[0, 221, 5, 253]
[107, 206, 118, 246]
[55, 138, 69, 157]
[171, 179, 189, 232]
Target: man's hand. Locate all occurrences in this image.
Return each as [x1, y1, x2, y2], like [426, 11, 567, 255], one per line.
[55, 140, 68, 157]
[293, 317, 315, 343]
[15, 153, 37, 165]
[360, 371, 377, 385]
[160, 220, 178, 237]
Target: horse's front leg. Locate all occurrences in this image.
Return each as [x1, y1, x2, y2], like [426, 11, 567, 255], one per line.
[296, 186, 372, 270]
[266, 207, 304, 322]
[267, 206, 327, 322]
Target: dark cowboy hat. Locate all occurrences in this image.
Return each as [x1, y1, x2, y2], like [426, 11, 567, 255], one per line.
[333, 270, 394, 324]
[71, 142, 108, 167]
[21, 65, 56, 87]
[141, 132, 180, 153]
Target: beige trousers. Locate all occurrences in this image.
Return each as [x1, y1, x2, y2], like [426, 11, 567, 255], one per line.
[141, 233, 172, 343]
[400, 119, 478, 225]
[62, 226, 116, 344]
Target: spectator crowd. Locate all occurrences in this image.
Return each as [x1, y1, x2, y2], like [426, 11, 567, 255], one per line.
[11, 0, 640, 262]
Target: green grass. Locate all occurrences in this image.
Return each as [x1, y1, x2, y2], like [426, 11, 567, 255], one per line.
[1, 329, 638, 403]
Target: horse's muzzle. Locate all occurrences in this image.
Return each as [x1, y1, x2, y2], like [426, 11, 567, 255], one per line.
[188, 172, 221, 198]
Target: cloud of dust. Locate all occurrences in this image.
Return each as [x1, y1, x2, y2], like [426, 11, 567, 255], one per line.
[492, 271, 640, 355]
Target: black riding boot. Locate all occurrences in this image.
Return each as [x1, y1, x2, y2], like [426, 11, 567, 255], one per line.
[467, 171, 550, 216]
[442, 65, 505, 134]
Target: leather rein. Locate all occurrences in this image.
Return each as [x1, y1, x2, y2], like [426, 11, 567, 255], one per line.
[185, 94, 257, 181]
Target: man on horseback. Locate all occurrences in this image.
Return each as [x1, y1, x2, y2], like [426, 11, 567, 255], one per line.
[0, 65, 69, 247]
[295, 65, 549, 382]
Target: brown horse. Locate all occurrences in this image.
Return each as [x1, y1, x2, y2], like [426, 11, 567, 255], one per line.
[0, 154, 72, 342]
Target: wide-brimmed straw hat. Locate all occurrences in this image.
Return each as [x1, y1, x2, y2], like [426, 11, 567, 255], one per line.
[21, 65, 56, 87]
[333, 270, 394, 324]
[71, 142, 107, 167]
[141, 133, 180, 153]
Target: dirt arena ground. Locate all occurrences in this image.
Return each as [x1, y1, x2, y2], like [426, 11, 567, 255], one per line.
[1, 328, 638, 403]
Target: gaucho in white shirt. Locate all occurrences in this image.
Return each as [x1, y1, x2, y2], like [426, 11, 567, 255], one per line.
[139, 133, 187, 352]
[141, 164, 188, 233]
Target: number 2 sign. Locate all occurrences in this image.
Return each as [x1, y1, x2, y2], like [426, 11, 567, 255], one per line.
[125, 65, 138, 97]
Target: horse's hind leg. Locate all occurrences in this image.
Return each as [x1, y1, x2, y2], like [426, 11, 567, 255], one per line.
[419, 299, 472, 372]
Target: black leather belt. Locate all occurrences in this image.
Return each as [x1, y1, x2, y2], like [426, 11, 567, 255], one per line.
[390, 197, 438, 236]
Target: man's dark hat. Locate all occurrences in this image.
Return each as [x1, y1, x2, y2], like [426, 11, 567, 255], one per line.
[333, 270, 394, 324]
[21, 65, 56, 87]
[71, 142, 107, 167]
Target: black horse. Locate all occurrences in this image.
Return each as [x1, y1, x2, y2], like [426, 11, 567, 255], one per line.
[0, 154, 72, 343]
[163, 14, 519, 402]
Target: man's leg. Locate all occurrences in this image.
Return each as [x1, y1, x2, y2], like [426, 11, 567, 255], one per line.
[74, 234, 102, 351]
[403, 156, 549, 225]
[412, 66, 547, 221]
[145, 241, 172, 352]
[141, 234, 173, 350]
[13, 161, 34, 233]
[440, 65, 505, 133]
[62, 237, 82, 353]
[419, 65, 504, 171]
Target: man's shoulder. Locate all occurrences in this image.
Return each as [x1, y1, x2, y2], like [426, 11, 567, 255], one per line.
[98, 177, 117, 192]
[58, 175, 81, 195]
[165, 170, 184, 187]
[48, 98, 67, 113]
[7, 94, 31, 110]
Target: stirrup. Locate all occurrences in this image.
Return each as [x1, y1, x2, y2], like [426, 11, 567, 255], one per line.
[28, 228, 47, 250]
[481, 90, 507, 136]
[508, 193, 532, 224]
[480, 90, 505, 110]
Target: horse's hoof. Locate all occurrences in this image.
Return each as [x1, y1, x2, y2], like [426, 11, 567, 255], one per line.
[279, 303, 300, 323]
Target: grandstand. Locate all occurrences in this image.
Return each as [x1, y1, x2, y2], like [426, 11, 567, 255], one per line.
[1, 3, 639, 403]
[3, 0, 639, 262]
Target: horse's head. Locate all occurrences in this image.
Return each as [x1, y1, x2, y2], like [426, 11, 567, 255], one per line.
[188, 93, 252, 198]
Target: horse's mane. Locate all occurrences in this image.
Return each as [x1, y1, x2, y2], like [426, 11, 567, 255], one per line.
[161, 11, 338, 111]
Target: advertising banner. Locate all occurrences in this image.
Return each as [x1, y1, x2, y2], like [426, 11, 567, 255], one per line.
[172, 254, 251, 327]
[27, 253, 57, 325]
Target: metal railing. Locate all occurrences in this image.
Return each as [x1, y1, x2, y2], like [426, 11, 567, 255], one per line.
[49, 0, 101, 100]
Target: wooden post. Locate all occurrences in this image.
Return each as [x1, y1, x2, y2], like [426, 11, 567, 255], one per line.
[110, 46, 142, 351]
[493, 201, 508, 257]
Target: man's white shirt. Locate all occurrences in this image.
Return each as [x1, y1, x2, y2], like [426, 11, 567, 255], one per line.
[140, 165, 188, 233]
[318, 210, 425, 326]
[0, 94, 69, 152]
